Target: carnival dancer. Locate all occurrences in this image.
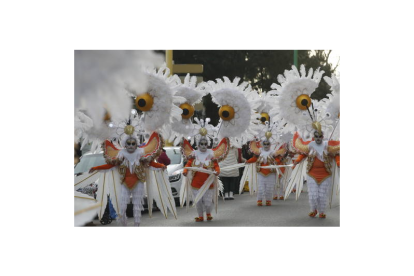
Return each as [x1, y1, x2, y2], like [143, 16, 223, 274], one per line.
[182, 136, 221, 222]
[245, 138, 278, 206]
[269, 64, 340, 218]
[89, 132, 167, 226]
[292, 127, 339, 218]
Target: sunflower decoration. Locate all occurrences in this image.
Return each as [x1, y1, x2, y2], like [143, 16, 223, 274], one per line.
[162, 73, 207, 145]
[206, 76, 259, 146]
[270, 64, 325, 138]
[249, 90, 279, 140]
[191, 117, 218, 147]
[133, 63, 184, 134]
[110, 109, 147, 147]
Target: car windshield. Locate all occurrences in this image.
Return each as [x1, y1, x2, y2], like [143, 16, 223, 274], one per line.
[165, 148, 182, 165]
[74, 154, 106, 174]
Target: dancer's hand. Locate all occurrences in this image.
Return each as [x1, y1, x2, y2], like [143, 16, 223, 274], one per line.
[89, 168, 96, 173]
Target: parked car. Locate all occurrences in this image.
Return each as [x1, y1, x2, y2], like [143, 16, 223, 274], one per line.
[74, 152, 106, 176]
[164, 146, 184, 205]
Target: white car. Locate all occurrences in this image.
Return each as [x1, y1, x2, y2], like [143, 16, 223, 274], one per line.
[164, 146, 184, 204]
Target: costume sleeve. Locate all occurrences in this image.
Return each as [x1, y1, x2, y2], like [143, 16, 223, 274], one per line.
[294, 154, 307, 164]
[246, 156, 258, 164]
[183, 158, 193, 174]
[149, 161, 165, 169]
[213, 160, 220, 174]
[335, 155, 340, 168]
[92, 164, 116, 171]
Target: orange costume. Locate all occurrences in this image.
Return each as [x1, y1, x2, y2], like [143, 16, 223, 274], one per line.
[246, 155, 276, 176]
[87, 132, 176, 227]
[246, 148, 277, 205]
[91, 161, 165, 190]
[292, 132, 340, 217]
[181, 137, 229, 222]
[183, 158, 220, 190]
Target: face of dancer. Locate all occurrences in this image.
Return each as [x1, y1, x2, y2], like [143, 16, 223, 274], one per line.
[126, 138, 138, 153]
[314, 131, 323, 145]
[263, 141, 271, 151]
[199, 139, 208, 152]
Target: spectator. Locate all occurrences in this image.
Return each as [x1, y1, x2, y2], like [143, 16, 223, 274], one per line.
[157, 149, 171, 166]
[219, 146, 244, 200]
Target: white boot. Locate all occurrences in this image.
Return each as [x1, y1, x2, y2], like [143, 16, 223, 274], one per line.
[229, 191, 234, 199]
[224, 192, 229, 199]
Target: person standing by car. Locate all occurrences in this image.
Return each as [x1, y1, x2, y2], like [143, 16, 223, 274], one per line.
[219, 146, 244, 200]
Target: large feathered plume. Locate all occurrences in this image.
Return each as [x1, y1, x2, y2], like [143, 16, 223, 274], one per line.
[322, 74, 340, 120]
[206, 77, 259, 147]
[321, 74, 340, 140]
[75, 50, 162, 128]
[162, 74, 207, 145]
[134, 64, 184, 133]
[269, 65, 325, 136]
[74, 111, 115, 153]
[250, 90, 278, 139]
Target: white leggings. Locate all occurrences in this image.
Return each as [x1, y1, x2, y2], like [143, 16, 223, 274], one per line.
[118, 182, 145, 226]
[257, 174, 276, 202]
[307, 176, 331, 214]
[192, 188, 214, 217]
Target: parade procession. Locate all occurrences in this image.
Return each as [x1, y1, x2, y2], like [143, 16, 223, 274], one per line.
[74, 50, 340, 227]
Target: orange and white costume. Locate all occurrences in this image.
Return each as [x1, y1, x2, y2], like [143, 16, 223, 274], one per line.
[83, 132, 177, 226]
[246, 148, 277, 204]
[288, 132, 340, 216]
[180, 137, 229, 221]
[183, 149, 220, 218]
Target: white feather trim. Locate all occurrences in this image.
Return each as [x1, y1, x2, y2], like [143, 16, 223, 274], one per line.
[207, 77, 256, 140]
[135, 64, 182, 133]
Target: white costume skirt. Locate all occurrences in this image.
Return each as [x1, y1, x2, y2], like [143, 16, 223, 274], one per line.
[307, 176, 332, 213]
[257, 174, 276, 202]
[118, 182, 145, 226]
[192, 188, 214, 217]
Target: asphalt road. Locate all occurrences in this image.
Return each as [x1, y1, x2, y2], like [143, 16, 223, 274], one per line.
[91, 189, 340, 227]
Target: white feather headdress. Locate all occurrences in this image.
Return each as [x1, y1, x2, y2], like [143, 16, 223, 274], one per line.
[162, 74, 207, 145]
[270, 64, 325, 137]
[133, 64, 184, 133]
[321, 74, 340, 140]
[74, 110, 115, 153]
[322, 74, 340, 120]
[206, 77, 259, 146]
[75, 50, 162, 131]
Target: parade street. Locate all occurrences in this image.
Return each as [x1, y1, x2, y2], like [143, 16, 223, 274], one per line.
[91, 189, 340, 227]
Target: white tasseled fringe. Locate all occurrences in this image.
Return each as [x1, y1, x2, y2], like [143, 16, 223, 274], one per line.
[117, 182, 145, 226]
[273, 177, 284, 197]
[257, 174, 275, 201]
[307, 176, 331, 213]
[192, 188, 214, 217]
